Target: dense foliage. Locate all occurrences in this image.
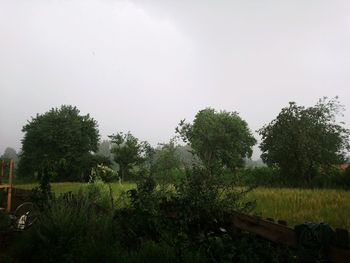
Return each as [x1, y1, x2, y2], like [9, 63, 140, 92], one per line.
[2, 101, 350, 262]
[233, 166, 350, 188]
[1, 147, 19, 168]
[6, 169, 296, 263]
[176, 108, 256, 173]
[151, 140, 182, 182]
[18, 105, 100, 181]
[259, 98, 350, 183]
[109, 132, 151, 182]
[91, 164, 118, 183]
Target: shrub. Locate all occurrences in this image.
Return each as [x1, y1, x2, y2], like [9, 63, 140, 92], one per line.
[236, 167, 282, 187]
[312, 166, 350, 189]
[235, 166, 350, 189]
[10, 167, 297, 262]
[90, 164, 118, 183]
[11, 187, 118, 263]
[152, 168, 186, 184]
[114, 167, 258, 260]
[81, 179, 114, 210]
[0, 209, 11, 232]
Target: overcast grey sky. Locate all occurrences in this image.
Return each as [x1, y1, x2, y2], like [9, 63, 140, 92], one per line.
[0, 0, 349, 159]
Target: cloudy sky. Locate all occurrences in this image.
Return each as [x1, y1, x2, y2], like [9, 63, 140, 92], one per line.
[0, 0, 349, 159]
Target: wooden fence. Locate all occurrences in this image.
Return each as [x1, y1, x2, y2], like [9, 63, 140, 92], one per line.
[0, 160, 14, 212]
[228, 211, 350, 263]
[0, 188, 32, 212]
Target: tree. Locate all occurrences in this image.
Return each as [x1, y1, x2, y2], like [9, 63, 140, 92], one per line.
[258, 97, 350, 183]
[176, 108, 256, 173]
[109, 132, 149, 182]
[175, 145, 201, 169]
[97, 140, 112, 158]
[152, 140, 181, 181]
[1, 147, 19, 169]
[18, 105, 100, 181]
[2, 147, 18, 162]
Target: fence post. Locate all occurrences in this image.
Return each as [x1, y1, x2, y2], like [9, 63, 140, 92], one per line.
[335, 228, 349, 248]
[0, 159, 4, 184]
[6, 160, 13, 212]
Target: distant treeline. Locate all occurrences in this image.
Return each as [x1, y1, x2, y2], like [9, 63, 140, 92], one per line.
[2, 97, 349, 188]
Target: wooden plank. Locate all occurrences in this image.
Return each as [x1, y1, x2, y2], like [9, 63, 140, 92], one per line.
[329, 247, 350, 263]
[277, 220, 287, 226]
[229, 212, 350, 263]
[336, 228, 350, 248]
[0, 184, 11, 189]
[229, 212, 297, 247]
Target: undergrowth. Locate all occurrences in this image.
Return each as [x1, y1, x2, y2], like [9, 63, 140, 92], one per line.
[7, 167, 297, 262]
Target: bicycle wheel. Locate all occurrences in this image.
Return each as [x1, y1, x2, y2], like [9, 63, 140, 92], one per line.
[13, 202, 39, 230]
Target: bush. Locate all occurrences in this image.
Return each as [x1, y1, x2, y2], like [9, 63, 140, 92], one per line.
[10, 167, 297, 262]
[235, 167, 282, 187]
[235, 166, 350, 189]
[81, 179, 114, 210]
[0, 209, 11, 232]
[152, 169, 186, 184]
[114, 168, 258, 260]
[311, 166, 350, 189]
[113, 169, 295, 262]
[11, 185, 118, 263]
[90, 164, 118, 183]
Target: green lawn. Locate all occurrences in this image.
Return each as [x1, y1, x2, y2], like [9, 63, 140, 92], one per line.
[14, 182, 350, 230]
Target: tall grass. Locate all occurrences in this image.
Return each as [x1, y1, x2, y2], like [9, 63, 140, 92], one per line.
[16, 181, 135, 196]
[246, 187, 350, 230]
[14, 182, 350, 230]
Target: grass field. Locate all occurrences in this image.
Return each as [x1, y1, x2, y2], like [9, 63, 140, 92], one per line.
[245, 188, 350, 230]
[14, 182, 350, 230]
[15, 182, 135, 196]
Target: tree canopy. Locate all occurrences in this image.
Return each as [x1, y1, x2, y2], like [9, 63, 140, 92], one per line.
[109, 132, 150, 182]
[259, 97, 350, 183]
[176, 108, 256, 173]
[1, 147, 19, 166]
[18, 105, 100, 180]
[151, 140, 181, 181]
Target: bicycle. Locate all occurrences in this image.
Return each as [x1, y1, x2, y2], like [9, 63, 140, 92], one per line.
[8, 202, 39, 230]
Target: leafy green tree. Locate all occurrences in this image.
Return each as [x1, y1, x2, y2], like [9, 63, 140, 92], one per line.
[259, 97, 350, 183]
[97, 140, 112, 158]
[175, 145, 201, 169]
[78, 153, 111, 182]
[109, 132, 149, 182]
[1, 147, 19, 177]
[176, 108, 256, 173]
[1, 147, 19, 164]
[18, 105, 100, 181]
[152, 140, 181, 181]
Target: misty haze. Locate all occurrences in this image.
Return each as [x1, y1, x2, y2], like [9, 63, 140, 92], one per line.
[0, 1, 350, 262]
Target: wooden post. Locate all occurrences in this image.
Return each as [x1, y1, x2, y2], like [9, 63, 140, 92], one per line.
[277, 220, 287, 226]
[6, 160, 13, 212]
[0, 159, 4, 184]
[335, 228, 349, 248]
